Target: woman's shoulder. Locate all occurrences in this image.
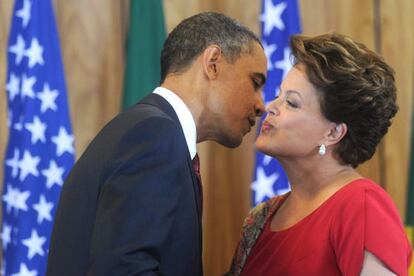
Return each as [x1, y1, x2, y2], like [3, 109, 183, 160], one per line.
[339, 178, 383, 193]
[330, 179, 412, 274]
[330, 178, 407, 247]
[246, 194, 288, 220]
[334, 178, 391, 201]
[323, 178, 400, 222]
[241, 194, 288, 233]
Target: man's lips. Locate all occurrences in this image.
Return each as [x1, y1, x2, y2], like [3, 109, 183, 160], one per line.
[248, 117, 256, 127]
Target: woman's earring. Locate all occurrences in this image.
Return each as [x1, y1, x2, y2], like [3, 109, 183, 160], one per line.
[318, 144, 326, 156]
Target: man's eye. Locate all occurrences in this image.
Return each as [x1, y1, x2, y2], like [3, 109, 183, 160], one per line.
[252, 80, 261, 89]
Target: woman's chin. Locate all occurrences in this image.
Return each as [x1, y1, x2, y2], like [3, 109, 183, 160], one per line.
[255, 142, 272, 157]
[255, 136, 269, 151]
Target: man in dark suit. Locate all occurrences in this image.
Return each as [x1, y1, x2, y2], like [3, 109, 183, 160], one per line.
[47, 12, 267, 276]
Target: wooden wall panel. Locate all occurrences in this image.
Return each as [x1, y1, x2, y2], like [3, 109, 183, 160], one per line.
[380, 0, 414, 217]
[53, 0, 126, 155]
[163, 0, 203, 31]
[300, 0, 375, 40]
[0, 0, 412, 275]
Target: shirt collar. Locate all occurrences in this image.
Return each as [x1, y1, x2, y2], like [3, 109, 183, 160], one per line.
[153, 87, 197, 159]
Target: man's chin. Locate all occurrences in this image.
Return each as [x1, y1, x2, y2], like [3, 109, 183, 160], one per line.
[216, 135, 243, 148]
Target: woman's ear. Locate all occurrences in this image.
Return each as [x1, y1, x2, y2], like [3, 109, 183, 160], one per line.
[202, 45, 222, 80]
[326, 123, 347, 146]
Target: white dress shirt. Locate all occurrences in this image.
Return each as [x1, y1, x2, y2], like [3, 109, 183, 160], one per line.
[153, 87, 197, 159]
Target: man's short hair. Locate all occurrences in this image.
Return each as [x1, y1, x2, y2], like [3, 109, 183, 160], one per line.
[160, 12, 262, 82]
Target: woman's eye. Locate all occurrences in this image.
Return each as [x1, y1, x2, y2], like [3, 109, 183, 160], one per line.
[287, 100, 298, 108]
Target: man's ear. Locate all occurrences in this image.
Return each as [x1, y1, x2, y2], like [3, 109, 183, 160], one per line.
[202, 45, 222, 80]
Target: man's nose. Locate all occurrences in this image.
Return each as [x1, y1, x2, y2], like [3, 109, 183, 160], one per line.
[255, 94, 265, 116]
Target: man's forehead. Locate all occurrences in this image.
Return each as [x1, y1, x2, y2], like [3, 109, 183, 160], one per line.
[242, 48, 267, 72]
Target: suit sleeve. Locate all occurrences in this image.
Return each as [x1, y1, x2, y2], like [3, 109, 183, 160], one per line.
[87, 116, 189, 275]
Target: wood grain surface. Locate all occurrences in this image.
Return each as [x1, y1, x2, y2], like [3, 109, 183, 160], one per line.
[0, 1, 412, 275]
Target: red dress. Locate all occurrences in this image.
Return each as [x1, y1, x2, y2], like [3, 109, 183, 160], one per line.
[240, 179, 412, 276]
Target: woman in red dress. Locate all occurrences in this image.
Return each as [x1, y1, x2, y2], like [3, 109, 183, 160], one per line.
[229, 33, 412, 276]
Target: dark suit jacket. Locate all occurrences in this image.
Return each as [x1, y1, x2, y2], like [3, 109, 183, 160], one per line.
[47, 94, 203, 276]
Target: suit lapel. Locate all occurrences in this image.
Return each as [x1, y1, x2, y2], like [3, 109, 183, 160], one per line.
[139, 93, 203, 220]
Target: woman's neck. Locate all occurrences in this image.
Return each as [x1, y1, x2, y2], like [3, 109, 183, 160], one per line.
[281, 157, 361, 201]
[269, 158, 361, 231]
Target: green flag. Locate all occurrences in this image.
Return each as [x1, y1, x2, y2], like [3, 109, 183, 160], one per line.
[122, 0, 166, 109]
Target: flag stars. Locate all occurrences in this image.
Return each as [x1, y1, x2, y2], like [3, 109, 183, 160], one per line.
[42, 160, 64, 189]
[7, 110, 12, 128]
[14, 115, 24, 131]
[52, 127, 74, 156]
[33, 195, 54, 224]
[11, 263, 37, 276]
[6, 73, 20, 101]
[6, 149, 20, 178]
[275, 47, 293, 81]
[262, 41, 277, 71]
[25, 38, 44, 68]
[25, 116, 47, 144]
[4, 0, 76, 272]
[262, 154, 273, 166]
[1, 224, 12, 250]
[21, 74, 36, 99]
[260, 0, 287, 35]
[15, 0, 32, 28]
[22, 229, 46, 260]
[9, 35, 26, 65]
[252, 166, 279, 204]
[3, 186, 30, 213]
[18, 150, 40, 181]
[37, 83, 58, 113]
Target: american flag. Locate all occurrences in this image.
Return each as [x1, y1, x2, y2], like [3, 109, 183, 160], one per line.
[251, 0, 301, 206]
[2, 0, 75, 275]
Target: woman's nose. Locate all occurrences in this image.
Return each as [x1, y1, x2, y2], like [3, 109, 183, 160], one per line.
[266, 98, 279, 116]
